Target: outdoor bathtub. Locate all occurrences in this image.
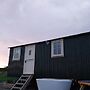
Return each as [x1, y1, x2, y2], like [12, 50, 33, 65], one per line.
[36, 79, 72, 90]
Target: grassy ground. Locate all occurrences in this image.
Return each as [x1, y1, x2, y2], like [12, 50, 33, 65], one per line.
[0, 67, 18, 83]
[0, 74, 17, 83]
[0, 67, 16, 90]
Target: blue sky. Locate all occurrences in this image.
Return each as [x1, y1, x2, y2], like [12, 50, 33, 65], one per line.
[0, 0, 90, 68]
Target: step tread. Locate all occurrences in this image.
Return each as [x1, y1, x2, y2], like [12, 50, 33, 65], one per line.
[21, 75, 30, 77]
[12, 86, 21, 89]
[16, 83, 24, 85]
[19, 79, 27, 81]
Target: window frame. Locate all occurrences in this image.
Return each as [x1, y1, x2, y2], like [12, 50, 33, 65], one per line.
[12, 47, 21, 61]
[51, 39, 64, 57]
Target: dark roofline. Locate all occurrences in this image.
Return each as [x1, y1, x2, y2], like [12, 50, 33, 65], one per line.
[9, 31, 90, 48]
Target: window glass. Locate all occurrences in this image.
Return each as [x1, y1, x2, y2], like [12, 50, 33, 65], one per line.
[29, 50, 31, 55]
[51, 39, 64, 57]
[53, 40, 61, 55]
[13, 47, 21, 60]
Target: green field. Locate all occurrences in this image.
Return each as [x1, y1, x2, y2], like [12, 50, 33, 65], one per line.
[0, 74, 18, 83]
[0, 67, 18, 83]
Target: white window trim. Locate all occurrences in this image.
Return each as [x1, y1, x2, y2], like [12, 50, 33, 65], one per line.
[51, 39, 64, 57]
[12, 47, 21, 61]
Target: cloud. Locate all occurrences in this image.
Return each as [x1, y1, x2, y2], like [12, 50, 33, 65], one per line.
[0, 42, 9, 68]
[0, 0, 90, 67]
[0, 0, 90, 40]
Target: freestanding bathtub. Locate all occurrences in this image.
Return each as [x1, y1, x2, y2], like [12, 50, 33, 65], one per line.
[36, 79, 72, 90]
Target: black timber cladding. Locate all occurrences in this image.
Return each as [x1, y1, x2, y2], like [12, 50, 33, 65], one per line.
[8, 32, 90, 79]
[8, 46, 25, 77]
[35, 32, 90, 79]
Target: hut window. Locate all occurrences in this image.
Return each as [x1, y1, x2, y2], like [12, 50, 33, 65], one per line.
[12, 47, 21, 60]
[29, 50, 31, 55]
[51, 39, 64, 57]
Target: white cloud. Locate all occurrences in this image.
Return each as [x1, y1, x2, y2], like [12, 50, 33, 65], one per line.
[0, 0, 90, 67]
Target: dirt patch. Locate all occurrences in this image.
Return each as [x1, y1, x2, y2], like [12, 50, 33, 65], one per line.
[0, 83, 13, 90]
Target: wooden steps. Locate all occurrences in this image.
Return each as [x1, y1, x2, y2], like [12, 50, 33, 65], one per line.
[10, 74, 34, 90]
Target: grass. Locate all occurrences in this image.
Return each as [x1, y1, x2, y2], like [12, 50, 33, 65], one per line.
[0, 67, 18, 83]
[0, 72, 18, 83]
[0, 75, 17, 83]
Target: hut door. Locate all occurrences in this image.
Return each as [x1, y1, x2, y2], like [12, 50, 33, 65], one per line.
[23, 45, 35, 74]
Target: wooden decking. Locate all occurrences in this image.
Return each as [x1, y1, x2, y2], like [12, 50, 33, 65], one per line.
[78, 81, 90, 86]
[78, 81, 90, 90]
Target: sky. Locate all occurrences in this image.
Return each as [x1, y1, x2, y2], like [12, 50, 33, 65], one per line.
[0, 0, 90, 68]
